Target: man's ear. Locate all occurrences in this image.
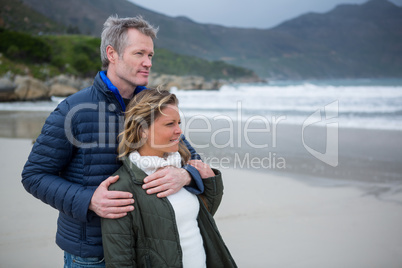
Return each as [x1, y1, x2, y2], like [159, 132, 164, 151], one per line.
[106, 45, 117, 63]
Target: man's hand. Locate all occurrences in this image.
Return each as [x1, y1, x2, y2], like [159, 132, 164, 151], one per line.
[89, 175, 134, 219]
[143, 166, 191, 198]
[187, 160, 214, 179]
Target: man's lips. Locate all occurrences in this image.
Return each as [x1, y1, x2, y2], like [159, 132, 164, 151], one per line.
[138, 70, 149, 76]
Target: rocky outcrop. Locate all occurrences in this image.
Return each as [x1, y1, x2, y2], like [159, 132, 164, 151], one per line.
[148, 74, 225, 91]
[14, 75, 50, 101]
[0, 77, 18, 101]
[49, 83, 79, 97]
[0, 74, 84, 102]
[47, 74, 92, 91]
[0, 72, 264, 102]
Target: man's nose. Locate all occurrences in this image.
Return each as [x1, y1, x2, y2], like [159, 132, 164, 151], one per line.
[143, 57, 152, 68]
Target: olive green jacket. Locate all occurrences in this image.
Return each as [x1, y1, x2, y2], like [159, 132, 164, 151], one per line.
[101, 157, 237, 268]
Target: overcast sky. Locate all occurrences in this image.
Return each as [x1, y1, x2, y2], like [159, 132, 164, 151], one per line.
[129, 0, 402, 29]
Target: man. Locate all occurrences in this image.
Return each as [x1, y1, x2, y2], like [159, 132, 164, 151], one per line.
[22, 15, 203, 267]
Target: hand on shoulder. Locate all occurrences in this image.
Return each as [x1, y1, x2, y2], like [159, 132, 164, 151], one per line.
[187, 160, 215, 179]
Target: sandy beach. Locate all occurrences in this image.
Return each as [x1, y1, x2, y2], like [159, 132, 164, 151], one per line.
[1, 138, 61, 267]
[1, 137, 402, 267]
[216, 168, 402, 268]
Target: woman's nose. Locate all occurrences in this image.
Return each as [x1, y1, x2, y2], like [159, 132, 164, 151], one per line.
[175, 125, 182, 134]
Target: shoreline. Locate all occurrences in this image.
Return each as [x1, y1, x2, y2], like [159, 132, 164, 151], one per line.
[1, 111, 401, 191]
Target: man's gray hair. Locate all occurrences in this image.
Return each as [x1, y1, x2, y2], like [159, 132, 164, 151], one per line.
[100, 15, 158, 70]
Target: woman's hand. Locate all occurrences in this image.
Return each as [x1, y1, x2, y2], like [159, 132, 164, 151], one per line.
[187, 160, 215, 179]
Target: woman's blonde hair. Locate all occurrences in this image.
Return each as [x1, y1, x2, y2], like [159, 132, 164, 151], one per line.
[118, 89, 190, 164]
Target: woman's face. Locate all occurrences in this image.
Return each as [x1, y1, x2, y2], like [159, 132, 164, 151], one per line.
[139, 104, 182, 157]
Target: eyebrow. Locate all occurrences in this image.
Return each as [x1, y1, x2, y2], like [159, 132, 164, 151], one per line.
[139, 49, 154, 55]
[160, 116, 180, 122]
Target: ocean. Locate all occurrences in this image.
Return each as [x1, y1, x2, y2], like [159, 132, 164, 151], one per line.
[1, 78, 401, 131]
[172, 78, 402, 131]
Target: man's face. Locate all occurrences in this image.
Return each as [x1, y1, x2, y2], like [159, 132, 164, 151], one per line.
[113, 28, 154, 88]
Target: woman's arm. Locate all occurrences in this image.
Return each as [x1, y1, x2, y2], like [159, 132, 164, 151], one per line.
[102, 213, 137, 268]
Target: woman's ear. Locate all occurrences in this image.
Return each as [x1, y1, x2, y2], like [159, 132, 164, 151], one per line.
[141, 129, 148, 139]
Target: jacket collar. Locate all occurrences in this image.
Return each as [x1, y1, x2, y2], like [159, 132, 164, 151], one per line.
[98, 71, 148, 112]
[99, 71, 127, 111]
[92, 72, 121, 107]
[121, 156, 148, 184]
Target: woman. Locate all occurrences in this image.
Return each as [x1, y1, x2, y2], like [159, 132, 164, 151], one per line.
[101, 89, 237, 267]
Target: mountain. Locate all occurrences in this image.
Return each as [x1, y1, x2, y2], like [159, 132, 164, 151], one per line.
[0, 0, 65, 34]
[12, 0, 402, 78]
[268, 0, 402, 78]
[0, 0, 257, 80]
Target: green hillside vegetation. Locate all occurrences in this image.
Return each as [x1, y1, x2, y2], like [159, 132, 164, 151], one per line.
[0, 28, 51, 62]
[0, 28, 256, 80]
[43, 34, 102, 77]
[152, 48, 255, 79]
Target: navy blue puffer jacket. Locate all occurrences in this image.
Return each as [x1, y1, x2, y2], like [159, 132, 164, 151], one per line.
[21, 72, 203, 258]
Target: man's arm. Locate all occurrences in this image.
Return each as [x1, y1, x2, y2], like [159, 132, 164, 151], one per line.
[180, 134, 204, 193]
[188, 160, 223, 216]
[181, 134, 201, 160]
[22, 105, 92, 222]
[21, 101, 133, 221]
